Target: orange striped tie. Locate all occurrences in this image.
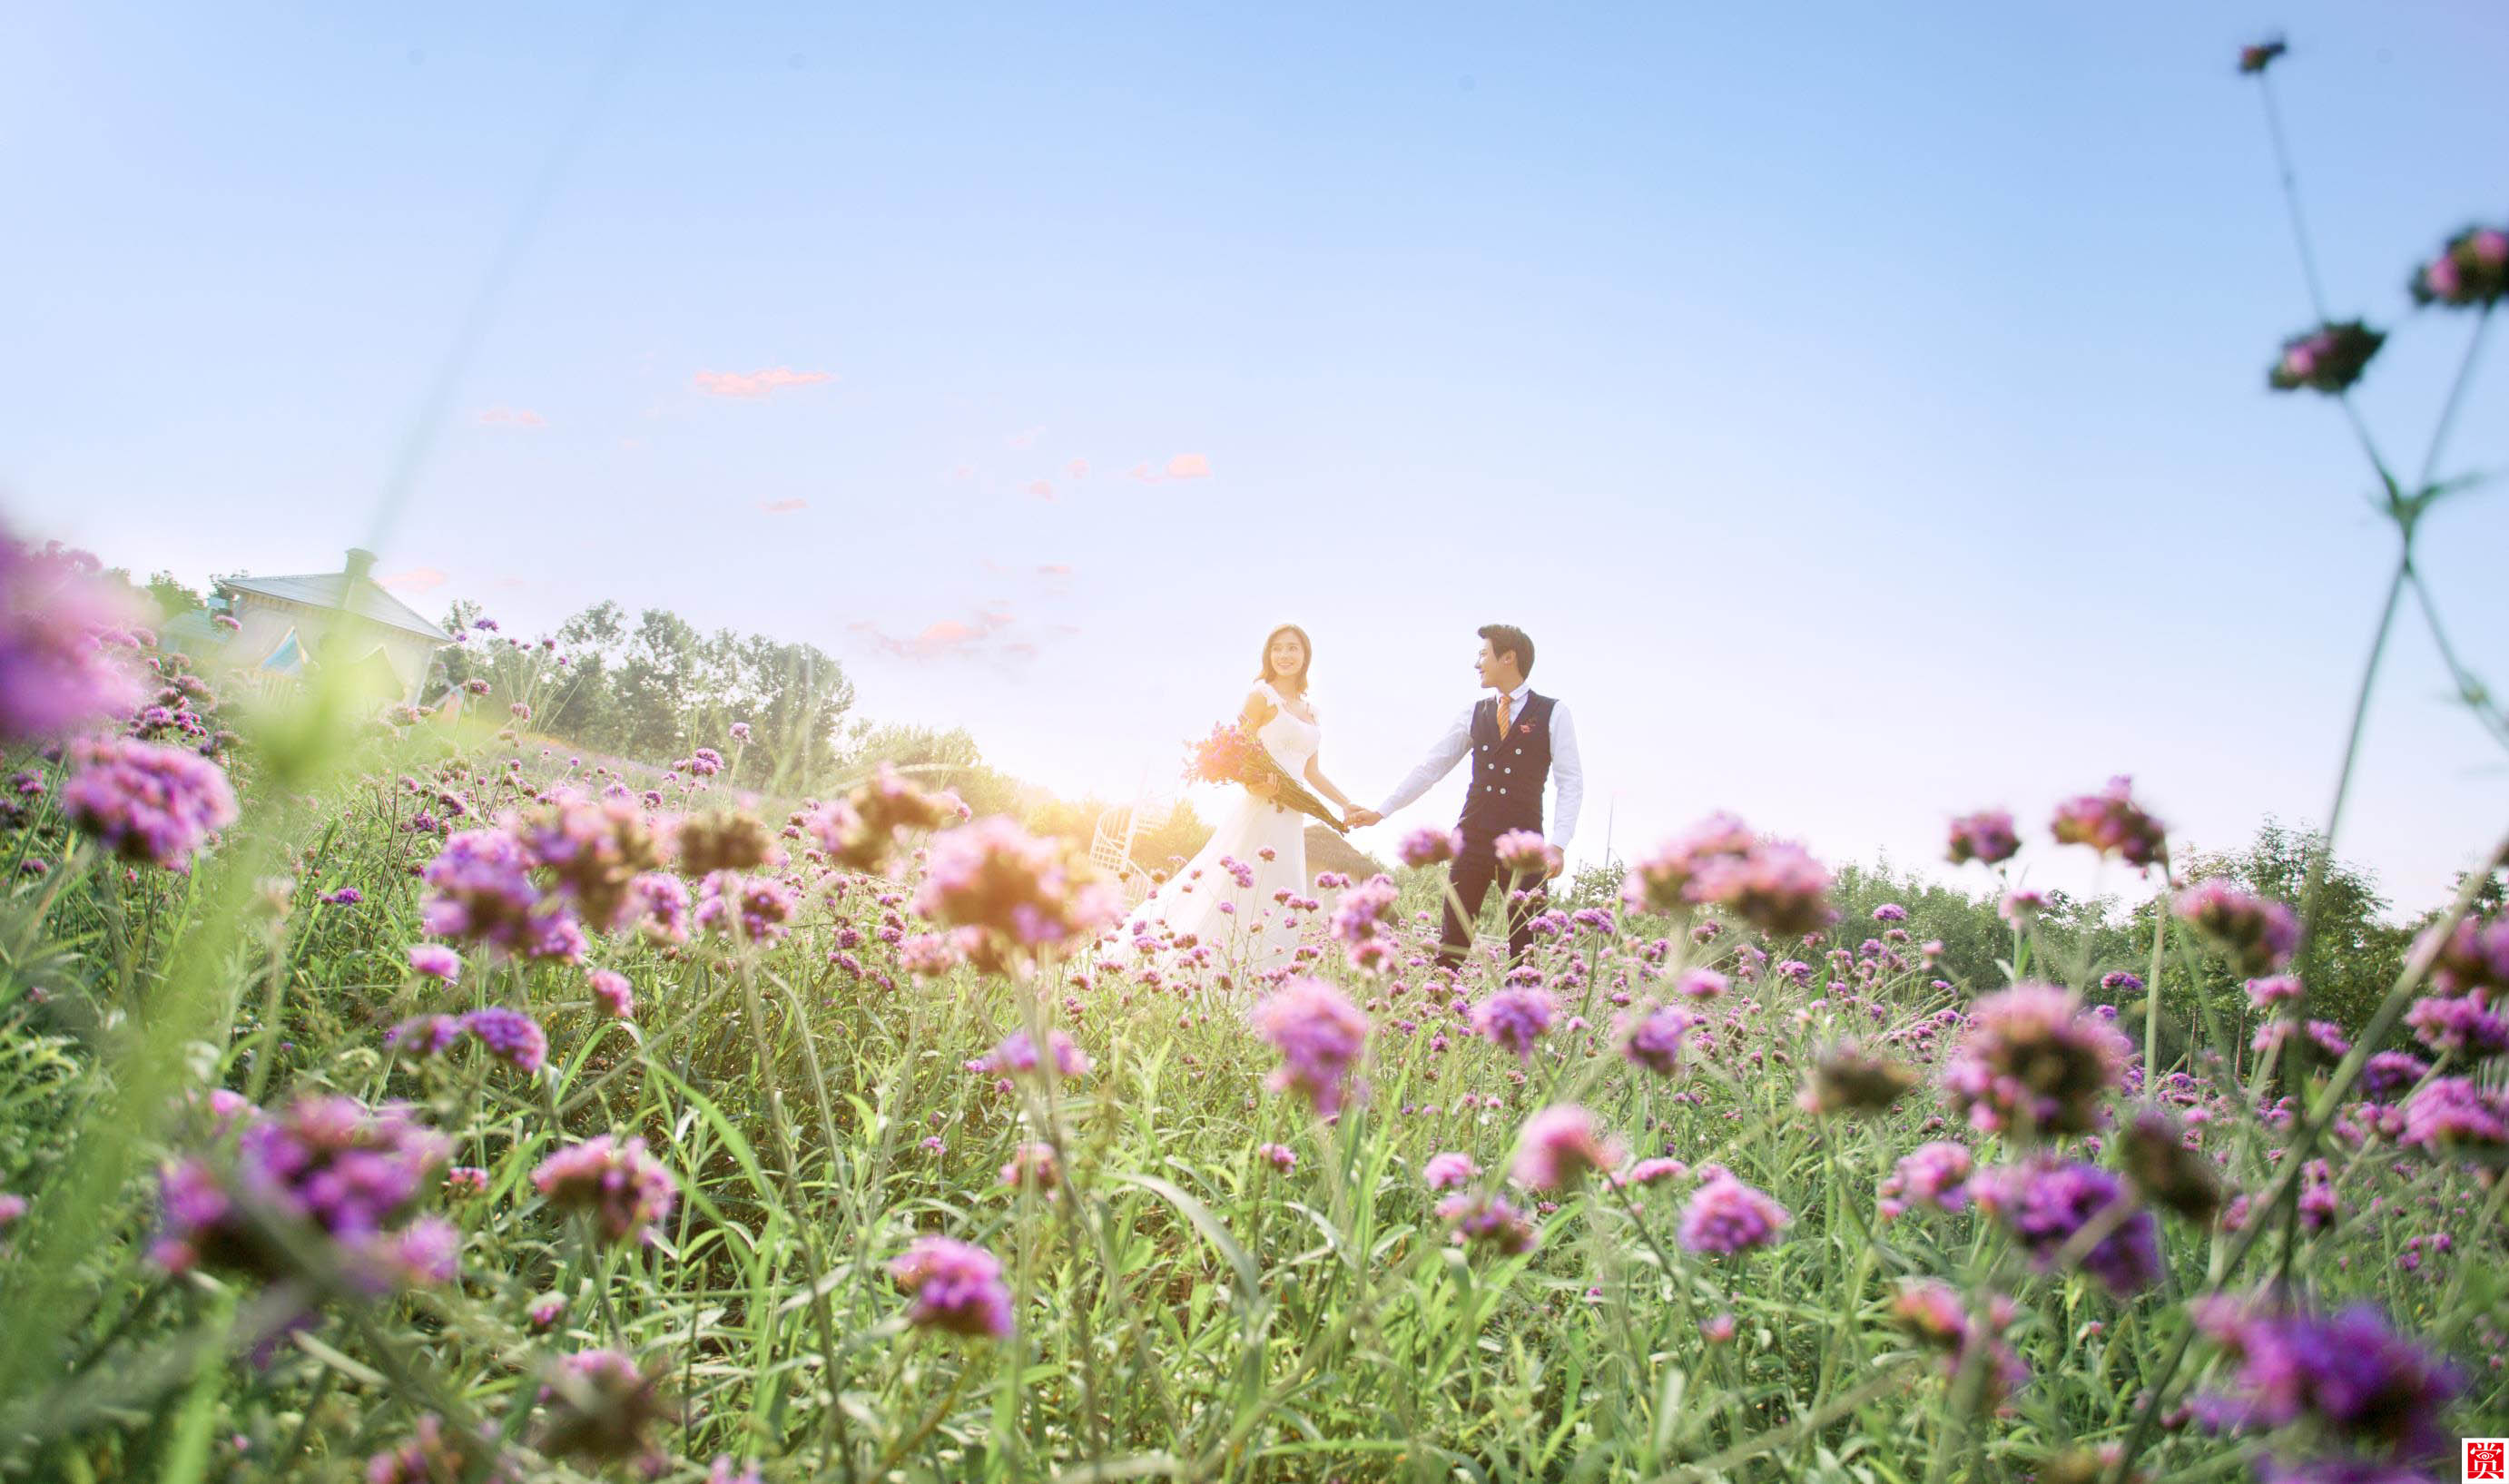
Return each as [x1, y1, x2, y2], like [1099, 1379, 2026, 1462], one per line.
[1494, 693, 1512, 736]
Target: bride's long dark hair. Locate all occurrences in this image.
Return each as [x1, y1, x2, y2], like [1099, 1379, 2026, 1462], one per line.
[1255, 624, 1314, 694]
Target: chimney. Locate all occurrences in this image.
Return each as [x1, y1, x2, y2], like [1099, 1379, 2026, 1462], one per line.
[344, 547, 378, 584]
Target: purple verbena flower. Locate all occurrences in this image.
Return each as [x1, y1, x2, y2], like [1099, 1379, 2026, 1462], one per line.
[61, 736, 239, 871]
[1252, 978, 1370, 1117]
[1511, 1105, 1625, 1191]
[890, 1235, 1013, 1338]
[1678, 1171, 1791, 1255]
[531, 1135, 677, 1246]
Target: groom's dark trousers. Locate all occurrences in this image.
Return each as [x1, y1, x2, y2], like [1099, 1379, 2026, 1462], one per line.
[1437, 843, 1545, 970]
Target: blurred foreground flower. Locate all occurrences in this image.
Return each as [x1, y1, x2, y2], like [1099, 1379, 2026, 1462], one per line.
[1892, 1280, 2028, 1412]
[2050, 776, 2166, 868]
[537, 1349, 673, 1468]
[532, 1135, 678, 1246]
[915, 815, 1122, 968]
[1943, 984, 2131, 1138]
[1254, 977, 1370, 1116]
[2409, 224, 2508, 310]
[1678, 1169, 1790, 1254]
[62, 735, 239, 871]
[2268, 320, 2385, 395]
[1973, 1157, 2160, 1298]
[154, 1095, 457, 1304]
[0, 535, 146, 742]
[891, 1234, 1014, 1338]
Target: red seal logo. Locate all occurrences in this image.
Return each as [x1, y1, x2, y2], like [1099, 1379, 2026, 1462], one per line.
[2469, 1439, 2508, 1480]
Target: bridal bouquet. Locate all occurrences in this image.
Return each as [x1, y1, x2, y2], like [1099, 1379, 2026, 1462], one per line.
[1186, 722, 1347, 834]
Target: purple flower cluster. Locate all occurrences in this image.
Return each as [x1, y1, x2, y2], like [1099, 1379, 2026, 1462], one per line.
[2422, 913, 2509, 1000]
[420, 829, 556, 956]
[1621, 813, 1757, 913]
[1492, 830, 1560, 878]
[890, 1234, 1014, 1338]
[2174, 880, 2299, 977]
[976, 1028, 1090, 1080]
[1253, 978, 1370, 1117]
[2193, 1297, 2463, 1463]
[1682, 836, 1834, 939]
[2268, 320, 2386, 395]
[61, 736, 239, 871]
[366, 1413, 517, 1484]
[1328, 872, 1402, 966]
[1422, 1152, 1478, 1191]
[1891, 1280, 2028, 1410]
[461, 1007, 547, 1074]
[2398, 1076, 2509, 1153]
[0, 536, 145, 742]
[537, 1349, 671, 1466]
[1877, 1141, 1973, 1220]
[588, 968, 635, 1019]
[694, 870, 798, 947]
[2049, 776, 2166, 869]
[1398, 827, 1462, 868]
[914, 815, 1122, 961]
[1000, 1141, 1059, 1191]
[2404, 991, 2509, 1060]
[1512, 1105, 1625, 1191]
[531, 1135, 679, 1245]
[1617, 1003, 1693, 1076]
[2412, 224, 2509, 308]
[1678, 1169, 1791, 1255]
[154, 1095, 456, 1297]
[515, 790, 664, 931]
[1941, 984, 2130, 1138]
[1436, 1192, 1537, 1254]
[2358, 1050, 2430, 1102]
[1473, 986, 1555, 1062]
[1945, 809, 2020, 867]
[1971, 1157, 2160, 1298]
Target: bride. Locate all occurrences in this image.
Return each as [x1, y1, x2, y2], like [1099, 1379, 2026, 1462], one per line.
[1112, 624, 1357, 988]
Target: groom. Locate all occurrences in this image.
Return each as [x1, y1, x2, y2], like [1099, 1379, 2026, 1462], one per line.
[1348, 623, 1584, 970]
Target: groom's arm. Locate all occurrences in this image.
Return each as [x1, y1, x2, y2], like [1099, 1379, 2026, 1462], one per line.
[1549, 703, 1584, 852]
[1374, 706, 1474, 817]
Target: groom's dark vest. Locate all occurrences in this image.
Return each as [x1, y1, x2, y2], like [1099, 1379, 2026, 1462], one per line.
[1457, 693, 1555, 846]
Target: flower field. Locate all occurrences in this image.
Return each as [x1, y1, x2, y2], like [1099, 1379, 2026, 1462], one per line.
[1, 535, 2506, 1484]
[5, 37, 2509, 1484]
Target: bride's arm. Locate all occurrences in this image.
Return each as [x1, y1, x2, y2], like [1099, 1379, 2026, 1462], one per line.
[1303, 753, 1353, 812]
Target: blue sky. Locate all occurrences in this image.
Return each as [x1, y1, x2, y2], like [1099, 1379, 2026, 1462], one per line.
[5, 3, 2504, 916]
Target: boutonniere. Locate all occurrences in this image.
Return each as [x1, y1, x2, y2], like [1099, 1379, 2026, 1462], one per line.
[1516, 722, 1532, 736]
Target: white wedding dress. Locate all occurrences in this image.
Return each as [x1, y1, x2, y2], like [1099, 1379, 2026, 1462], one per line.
[1111, 681, 1320, 988]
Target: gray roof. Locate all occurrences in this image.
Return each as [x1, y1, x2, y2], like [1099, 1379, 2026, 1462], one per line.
[219, 573, 453, 643]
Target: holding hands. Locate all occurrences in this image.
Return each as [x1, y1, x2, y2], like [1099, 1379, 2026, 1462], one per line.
[1343, 806, 1382, 829]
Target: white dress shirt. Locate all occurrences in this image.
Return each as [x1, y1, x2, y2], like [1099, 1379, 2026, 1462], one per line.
[1377, 682, 1584, 850]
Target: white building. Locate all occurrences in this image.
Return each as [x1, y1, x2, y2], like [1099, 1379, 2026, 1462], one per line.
[177, 548, 452, 707]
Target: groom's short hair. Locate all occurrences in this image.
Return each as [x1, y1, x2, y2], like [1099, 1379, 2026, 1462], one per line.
[1478, 623, 1534, 679]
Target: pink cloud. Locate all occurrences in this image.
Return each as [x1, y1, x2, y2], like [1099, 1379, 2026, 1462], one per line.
[693, 367, 835, 398]
[946, 464, 974, 482]
[1038, 563, 1073, 576]
[848, 608, 1024, 663]
[1026, 479, 1055, 500]
[380, 566, 448, 593]
[1008, 426, 1045, 450]
[1128, 452, 1213, 482]
[759, 497, 808, 514]
[477, 407, 546, 428]
[1067, 458, 1088, 478]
